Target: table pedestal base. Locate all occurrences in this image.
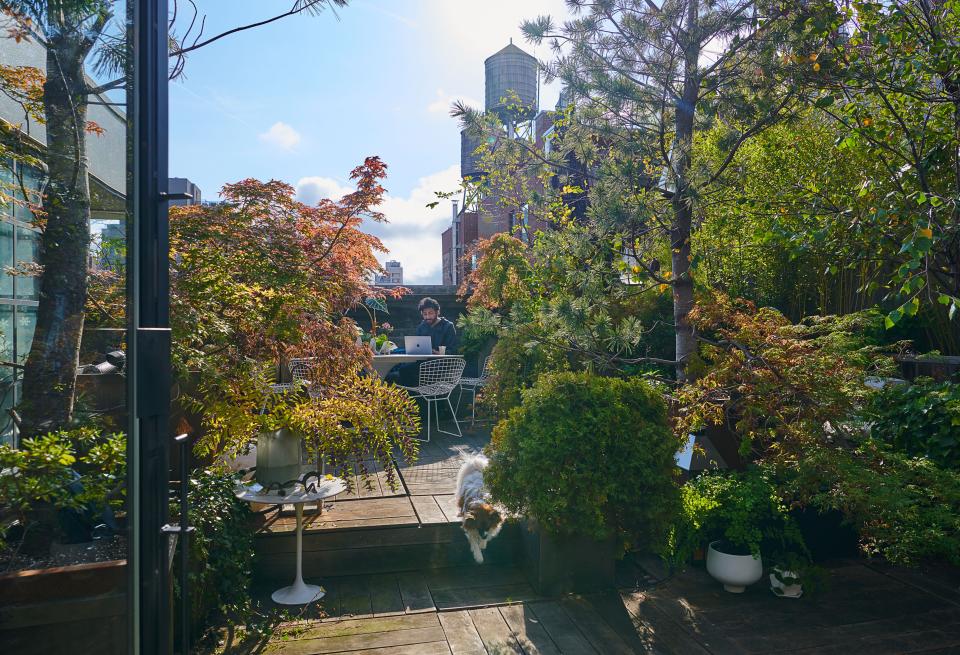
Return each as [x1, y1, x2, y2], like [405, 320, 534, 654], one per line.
[271, 579, 325, 605]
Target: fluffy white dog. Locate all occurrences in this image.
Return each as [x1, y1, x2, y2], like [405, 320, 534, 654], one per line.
[455, 454, 503, 564]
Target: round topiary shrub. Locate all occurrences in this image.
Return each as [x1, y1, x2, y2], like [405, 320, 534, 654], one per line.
[485, 371, 682, 549]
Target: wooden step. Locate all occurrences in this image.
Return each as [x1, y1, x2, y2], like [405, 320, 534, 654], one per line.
[254, 519, 524, 581]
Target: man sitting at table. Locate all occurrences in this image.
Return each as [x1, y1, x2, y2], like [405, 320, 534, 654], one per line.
[384, 297, 458, 385]
[415, 297, 459, 355]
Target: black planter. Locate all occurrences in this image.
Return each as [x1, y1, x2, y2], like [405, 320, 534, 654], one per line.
[522, 520, 617, 596]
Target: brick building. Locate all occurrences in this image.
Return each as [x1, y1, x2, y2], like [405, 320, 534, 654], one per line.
[441, 43, 558, 286]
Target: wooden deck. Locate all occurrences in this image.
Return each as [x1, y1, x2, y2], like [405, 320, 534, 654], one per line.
[250, 420, 506, 581]
[225, 564, 643, 654]
[253, 419, 490, 536]
[240, 414, 960, 654]
[222, 557, 960, 655]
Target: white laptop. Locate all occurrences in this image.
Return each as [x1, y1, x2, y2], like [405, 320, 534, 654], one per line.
[404, 336, 433, 355]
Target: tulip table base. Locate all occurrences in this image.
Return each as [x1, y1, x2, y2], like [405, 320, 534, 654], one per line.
[271, 503, 324, 604]
[235, 478, 346, 605]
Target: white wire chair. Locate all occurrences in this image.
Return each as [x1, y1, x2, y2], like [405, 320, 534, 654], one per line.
[399, 357, 466, 442]
[288, 357, 324, 398]
[456, 355, 491, 427]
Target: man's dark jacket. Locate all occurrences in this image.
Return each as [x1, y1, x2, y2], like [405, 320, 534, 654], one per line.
[415, 317, 459, 354]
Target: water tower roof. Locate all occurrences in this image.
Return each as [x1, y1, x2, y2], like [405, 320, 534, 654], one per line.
[485, 42, 536, 63]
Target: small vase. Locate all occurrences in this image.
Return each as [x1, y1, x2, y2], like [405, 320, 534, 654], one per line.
[770, 566, 803, 598]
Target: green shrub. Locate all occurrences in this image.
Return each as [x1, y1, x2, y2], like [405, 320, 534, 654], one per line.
[783, 441, 960, 566]
[172, 468, 255, 639]
[482, 329, 568, 418]
[669, 467, 805, 564]
[486, 371, 681, 549]
[864, 379, 960, 469]
[0, 428, 125, 544]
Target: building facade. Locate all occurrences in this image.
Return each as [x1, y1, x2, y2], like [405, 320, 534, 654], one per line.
[375, 260, 403, 285]
[0, 33, 131, 443]
[441, 43, 557, 286]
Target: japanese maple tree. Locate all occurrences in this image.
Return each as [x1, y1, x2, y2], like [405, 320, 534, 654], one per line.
[169, 157, 418, 472]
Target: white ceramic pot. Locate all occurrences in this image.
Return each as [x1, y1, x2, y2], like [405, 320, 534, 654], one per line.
[706, 540, 763, 593]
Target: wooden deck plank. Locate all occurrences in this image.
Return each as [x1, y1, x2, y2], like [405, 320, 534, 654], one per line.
[423, 564, 528, 592]
[527, 601, 598, 654]
[438, 610, 487, 655]
[397, 571, 436, 614]
[266, 626, 447, 655]
[618, 590, 711, 655]
[584, 592, 664, 654]
[431, 583, 539, 610]
[411, 495, 449, 525]
[368, 575, 405, 616]
[498, 603, 562, 655]
[321, 642, 451, 655]
[259, 497, 418, 534]
[337, 575, 373, 618]
[468, 607, 524, 655]
[435, 494, 461, 523]
[559, 597, 639, 655]
[279, 613, 439, 641]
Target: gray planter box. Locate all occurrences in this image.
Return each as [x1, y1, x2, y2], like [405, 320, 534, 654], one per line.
[522, 520, 617, 596]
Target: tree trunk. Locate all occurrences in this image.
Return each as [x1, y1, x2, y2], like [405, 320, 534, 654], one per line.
[671, 0, 700, 383]
[19, 31, 91, 437]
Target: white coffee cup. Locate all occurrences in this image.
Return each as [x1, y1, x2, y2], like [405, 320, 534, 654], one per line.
[438, 346, 447, 355]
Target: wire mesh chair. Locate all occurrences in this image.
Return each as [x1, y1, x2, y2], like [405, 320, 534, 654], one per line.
[399, 357, 466, 442]
[288, 357, 324, 399]
[456, 355, 491, 427]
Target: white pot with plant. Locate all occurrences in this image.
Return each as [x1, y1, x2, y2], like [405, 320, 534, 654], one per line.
[673, 469, 809, 594]
[706, 541, 763, 593]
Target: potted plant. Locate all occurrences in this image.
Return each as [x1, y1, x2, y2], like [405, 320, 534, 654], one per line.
[189, 361, 420, 494]
[0, 428, 128, 653]
[0, 427, 126, 556]
[768, 550, 827, 599]
[485, 371, 682, 595]
[672, 468, 806, 593]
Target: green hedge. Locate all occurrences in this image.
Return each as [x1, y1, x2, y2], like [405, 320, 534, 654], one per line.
[486, 371, 681, 549]
[865, 379, 960, 469]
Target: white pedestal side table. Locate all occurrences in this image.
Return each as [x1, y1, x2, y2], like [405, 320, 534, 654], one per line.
[235, 476, 346, 605]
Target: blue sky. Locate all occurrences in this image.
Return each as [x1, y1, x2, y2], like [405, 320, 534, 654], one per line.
[169, 0, 569, 283]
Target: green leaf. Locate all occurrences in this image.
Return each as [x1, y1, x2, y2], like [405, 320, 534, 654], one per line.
[814, 95, 835, 108]
[364, 296, 388, 313]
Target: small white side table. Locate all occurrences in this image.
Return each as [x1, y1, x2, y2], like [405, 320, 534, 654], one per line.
[236, 477, 346, 605]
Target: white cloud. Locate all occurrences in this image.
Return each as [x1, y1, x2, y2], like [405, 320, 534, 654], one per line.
[295, 176, 352, 206]
[258, 121, 301, 150]
[419, 0, 571, 110]
[427, 88, 482, 115]
[295, 164, 461, 285]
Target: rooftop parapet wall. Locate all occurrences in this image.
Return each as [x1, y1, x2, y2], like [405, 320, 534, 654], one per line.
[349, 285, 468, 340]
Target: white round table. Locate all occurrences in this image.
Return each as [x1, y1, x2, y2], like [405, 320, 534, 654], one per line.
[370, 354, 455, 378]
[236, 476, 346, 605]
